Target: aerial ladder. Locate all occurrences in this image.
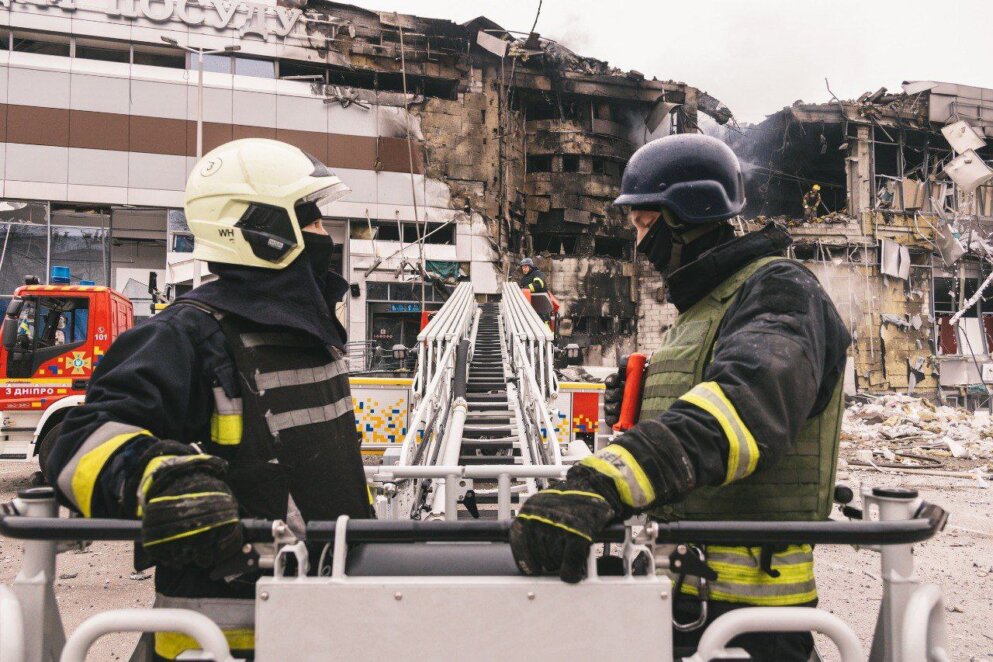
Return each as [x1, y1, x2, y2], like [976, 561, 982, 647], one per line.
[378, 282, 572, 521]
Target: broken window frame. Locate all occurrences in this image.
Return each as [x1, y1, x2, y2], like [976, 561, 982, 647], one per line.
[352, 219, 455, 246]
[932, 258, 990, 357]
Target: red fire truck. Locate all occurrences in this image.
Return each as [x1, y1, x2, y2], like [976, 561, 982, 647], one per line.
[0, 281, 133, 473]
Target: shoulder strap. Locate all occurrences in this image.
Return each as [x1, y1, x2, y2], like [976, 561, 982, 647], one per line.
[710, 256, 791, 303]
[168, 299, 225, 321]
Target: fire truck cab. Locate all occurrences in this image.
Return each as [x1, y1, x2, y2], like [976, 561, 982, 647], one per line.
[0, 282, 133, 468]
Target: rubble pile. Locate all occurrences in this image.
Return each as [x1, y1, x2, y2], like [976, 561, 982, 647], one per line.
[842, 394, 993, 473]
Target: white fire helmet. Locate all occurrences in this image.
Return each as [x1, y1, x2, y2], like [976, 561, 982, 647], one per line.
[184, 139, 350, 270]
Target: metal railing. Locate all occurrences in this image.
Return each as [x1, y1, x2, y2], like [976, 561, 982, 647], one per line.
[501, 283, 557, 399]
[0, 485, 950, 662]
[502, 283, 561, 466]
[367, 464, 567, 521]
[343, 340, 377, 372]
[394, 283, 476, 470]
[412, 282, 476, 399]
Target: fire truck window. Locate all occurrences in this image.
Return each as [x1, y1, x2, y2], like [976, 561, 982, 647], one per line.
[15, 301, 36, 350]
[32, 298, 89, 348]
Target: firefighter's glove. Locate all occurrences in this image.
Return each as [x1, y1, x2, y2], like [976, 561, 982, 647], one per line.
[604, 354, 637, 428]
[137, 453, 243, 569]
[510, 466, 623, 583]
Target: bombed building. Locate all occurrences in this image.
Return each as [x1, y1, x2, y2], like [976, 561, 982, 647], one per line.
[0, 0, 731, 365]
[730, 81, 993, 407]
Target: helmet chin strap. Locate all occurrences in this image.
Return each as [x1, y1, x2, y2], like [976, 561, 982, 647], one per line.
[661, 209, 722, 273]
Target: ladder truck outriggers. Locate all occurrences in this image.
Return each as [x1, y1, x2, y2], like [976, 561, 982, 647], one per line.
[0, 283, 953, 661]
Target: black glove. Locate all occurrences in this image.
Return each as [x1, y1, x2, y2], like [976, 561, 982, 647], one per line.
[135, 445, 243, 569]
[603, 354, 630, 428]
[510, 467, 623, 583]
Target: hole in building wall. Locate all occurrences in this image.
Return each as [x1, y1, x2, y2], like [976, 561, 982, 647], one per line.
[532, 232, 577, 255]
[527, 155, 553, 173]
[593, 236, 632, 259]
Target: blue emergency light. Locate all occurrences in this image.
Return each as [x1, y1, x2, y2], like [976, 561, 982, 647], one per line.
[50, 266, 71, 284]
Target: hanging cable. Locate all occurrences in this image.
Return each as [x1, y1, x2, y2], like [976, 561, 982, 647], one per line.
[395, 13, 426, 311]
[529, 0, 543, 35]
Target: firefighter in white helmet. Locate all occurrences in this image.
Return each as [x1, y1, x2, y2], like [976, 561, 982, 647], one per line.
[48, 139, 373, 660]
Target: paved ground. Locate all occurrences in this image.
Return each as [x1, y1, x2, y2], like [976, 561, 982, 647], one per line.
[814, 468, 993, 661]
[2, 461, 991, 660]
[0, 462, 150, 660]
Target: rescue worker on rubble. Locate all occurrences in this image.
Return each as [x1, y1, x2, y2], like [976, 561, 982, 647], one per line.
[47, 138, 373, 661]
[518, 257, 547, 294]
[802, 183, 822, 221]
[510, 134, 850, 662]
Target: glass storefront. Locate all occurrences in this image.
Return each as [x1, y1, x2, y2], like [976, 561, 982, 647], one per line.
[0, 200, 172, 321]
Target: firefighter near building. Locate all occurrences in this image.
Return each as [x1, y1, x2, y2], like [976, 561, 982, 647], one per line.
[510, 135, 885, 661]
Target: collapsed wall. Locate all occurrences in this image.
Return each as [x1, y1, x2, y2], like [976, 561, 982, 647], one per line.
[731, 82, 993, 407]
[302, 3, 732, 364]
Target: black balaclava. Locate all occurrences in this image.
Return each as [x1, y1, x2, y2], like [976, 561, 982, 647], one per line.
[295, 201, 335, 278]
[636, 211, 734, 277]
[179, 202, 348, 349]
[303, 231, 335, 277]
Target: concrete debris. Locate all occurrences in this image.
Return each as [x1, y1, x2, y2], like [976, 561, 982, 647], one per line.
[842, 394, 993, 470]
[58, 573, 78, 580]
[557, 365, 603, 384]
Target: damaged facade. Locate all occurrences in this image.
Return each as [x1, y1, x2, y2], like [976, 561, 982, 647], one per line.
[0, 0, 730, 364]
[730, 82, 993, 407]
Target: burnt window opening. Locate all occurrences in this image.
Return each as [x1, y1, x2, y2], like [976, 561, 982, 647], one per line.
[791, 244, 818, 261]
[532, 232, 578, 255]
[735, 117, 847, 218]
[518, 93, 580, 122]
[573, 316, 632, 336]
[873, 128, 944, 212]
[594, 236, 632, 260]
[933, 274, 991, 356]
[354, 221, 455, 245]
[278, 62, 457, 100]
[933, 277, 982, 319]
[527, 155, 553, 173]
[280, 59, 329, 82]
[371, 70, 458, 100]
[421, 77, 459, 100]
[522, 98, 559, 120]
[562, 155, 580, 173]
[592, 157, 622, 178]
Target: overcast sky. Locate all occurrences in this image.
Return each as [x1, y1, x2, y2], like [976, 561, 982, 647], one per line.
[351, 0, 993, 124]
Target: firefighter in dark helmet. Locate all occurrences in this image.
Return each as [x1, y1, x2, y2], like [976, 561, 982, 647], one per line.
[510, 134, 850, 662]
[519, 257, 547, 294]
[47, 138, 373, 660]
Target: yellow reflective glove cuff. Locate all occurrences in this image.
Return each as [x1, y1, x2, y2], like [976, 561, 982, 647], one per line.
[579, 443, 656, 509]
[136, 454, 215, 517]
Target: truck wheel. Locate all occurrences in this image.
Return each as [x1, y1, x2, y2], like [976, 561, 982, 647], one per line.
[36, 421, 64, 484]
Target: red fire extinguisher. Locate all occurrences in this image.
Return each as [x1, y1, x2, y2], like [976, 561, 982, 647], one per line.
[612, 353, 647, 432]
